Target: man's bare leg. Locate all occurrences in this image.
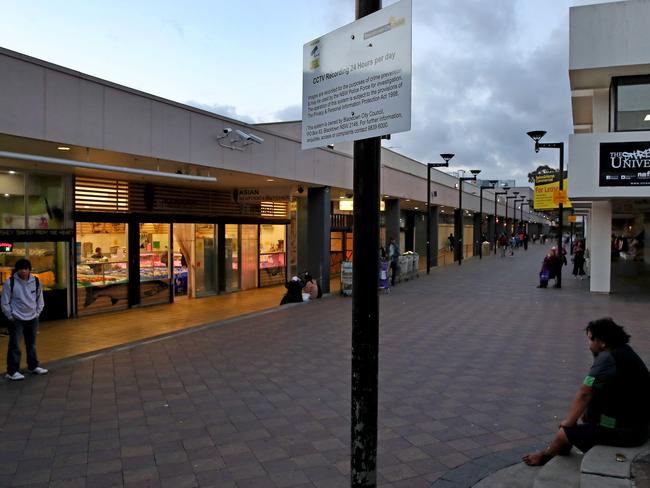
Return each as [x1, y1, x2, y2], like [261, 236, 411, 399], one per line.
[522, 427, 571, 466]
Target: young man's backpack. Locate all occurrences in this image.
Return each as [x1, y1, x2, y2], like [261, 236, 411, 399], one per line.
[9, 275, 40, 295]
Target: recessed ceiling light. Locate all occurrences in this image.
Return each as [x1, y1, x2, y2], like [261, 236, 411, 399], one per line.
[3, 193, 9, 197]
[8, 171, 16, 174]
[405, 199, 410, 202]
[414, 206, 419, 210]
[645, 114, 650, 121]
[57, 146, 71, 151]
[266, 178, 274, 182]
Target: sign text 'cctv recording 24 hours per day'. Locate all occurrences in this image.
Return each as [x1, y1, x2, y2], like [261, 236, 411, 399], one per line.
[305, 53, 405, 145]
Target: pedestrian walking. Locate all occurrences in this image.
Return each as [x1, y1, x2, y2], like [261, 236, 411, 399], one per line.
[498, 233, 508, 258]
[447, 233, 455, 253]
[572, 240, 586, 279]
[388, 237, 400, 286]
[2, 259, 48, 381]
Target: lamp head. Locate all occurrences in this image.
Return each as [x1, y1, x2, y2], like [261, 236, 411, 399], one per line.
[527, 130, 546, 153]
[526, 130, 546, 142]
[470, 169, 481, 176]
[440, 153, 455, 163]
[501, 185, 510, 191]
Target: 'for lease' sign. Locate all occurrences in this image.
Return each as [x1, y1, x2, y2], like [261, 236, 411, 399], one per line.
[301, 0, 412, 150]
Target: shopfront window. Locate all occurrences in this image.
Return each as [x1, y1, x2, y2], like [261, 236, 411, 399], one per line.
[0, 172, 65, 229]
[0, 241, 69, 320]
[195, 224, 217, 296]
[225, 224, 240, 291]
[259, 224, 286, 287]
[27, 174, 65, 229]
[1, 171, 25, 229]
[139, 223, 171, 306]
[76, 222, 129, 315]
[615, 76, 650, 131]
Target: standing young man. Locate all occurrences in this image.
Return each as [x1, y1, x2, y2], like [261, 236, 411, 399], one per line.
[1, 258, 48, 380]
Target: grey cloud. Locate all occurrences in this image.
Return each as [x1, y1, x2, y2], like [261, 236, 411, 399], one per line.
[185, 100, 256, 124]
[273, 104, 301, 121]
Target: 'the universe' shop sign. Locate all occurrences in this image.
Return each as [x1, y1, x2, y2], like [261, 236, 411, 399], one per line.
[600, 142, 650, 186]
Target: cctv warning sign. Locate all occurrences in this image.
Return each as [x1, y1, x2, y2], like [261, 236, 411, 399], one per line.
[301, 0, 412, 150]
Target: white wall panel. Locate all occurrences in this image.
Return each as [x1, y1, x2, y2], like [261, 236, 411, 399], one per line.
[104, 88, 152, 155]
[0, 56, 45, 139]
[151, 103, 191, 162]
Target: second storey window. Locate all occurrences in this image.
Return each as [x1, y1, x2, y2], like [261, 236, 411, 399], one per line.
[613, 76, 650, 131]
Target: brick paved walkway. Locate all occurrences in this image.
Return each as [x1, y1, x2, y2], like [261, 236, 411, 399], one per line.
[1, 244, 649, 487]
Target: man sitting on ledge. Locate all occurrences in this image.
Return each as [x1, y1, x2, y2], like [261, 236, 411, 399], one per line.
[523, 317, 650, 466]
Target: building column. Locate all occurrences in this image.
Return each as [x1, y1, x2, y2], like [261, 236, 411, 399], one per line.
[430, 205, 439, 267]
[384, 199, 400, 248]
[296, 197, 309, 278]
[589, 201, 611, 293]
[307, 187, 331, 293]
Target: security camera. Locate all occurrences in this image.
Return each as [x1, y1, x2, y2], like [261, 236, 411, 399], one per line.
[235, 129, 250, 141]
[222, 128, 232, 134]
[247, 133, 264, 144]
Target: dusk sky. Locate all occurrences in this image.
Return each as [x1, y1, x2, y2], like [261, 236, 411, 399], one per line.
[1, 0, 611, 183]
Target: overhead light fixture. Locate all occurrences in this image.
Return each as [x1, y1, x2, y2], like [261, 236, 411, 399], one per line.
[4, 193, 9, 197]
[414, 206, 419, 210]
[8, 170, 16, 174]
[57, 146, 71, 151]
[0, 151, 217, 182]
[266, 179, 275, 182]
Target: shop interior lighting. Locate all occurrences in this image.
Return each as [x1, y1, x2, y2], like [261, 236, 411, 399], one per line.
[0, 151, 217, 182]
[645, 114, 650, 121]
[57, 146, 71, 151]
[266, 179, 274, 182]
[8, 170, 16, 174]
[3, 193, 9, 197]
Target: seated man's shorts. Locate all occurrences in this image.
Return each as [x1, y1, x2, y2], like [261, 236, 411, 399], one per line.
[562, 423, 647, 453]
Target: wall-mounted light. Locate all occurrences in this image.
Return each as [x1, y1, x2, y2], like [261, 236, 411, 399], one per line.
[57, 146, 71, 151]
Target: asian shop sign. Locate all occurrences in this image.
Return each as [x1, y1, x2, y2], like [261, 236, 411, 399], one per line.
[600, 142, 650, 186]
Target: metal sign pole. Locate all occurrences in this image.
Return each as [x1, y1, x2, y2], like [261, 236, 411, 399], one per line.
[351, 4, 381, 487]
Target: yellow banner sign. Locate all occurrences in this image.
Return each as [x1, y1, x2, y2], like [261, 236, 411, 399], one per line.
[534, 171, 572, 210]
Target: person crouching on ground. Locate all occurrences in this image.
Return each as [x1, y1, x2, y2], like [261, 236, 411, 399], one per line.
[523, 318, 650, 466]
[1, 258, 48, 381]
[280, 276, 303, 305]
[302, 272, 318, 300]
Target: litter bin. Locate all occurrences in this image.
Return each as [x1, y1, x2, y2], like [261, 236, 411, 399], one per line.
[481, 241, 490, 256]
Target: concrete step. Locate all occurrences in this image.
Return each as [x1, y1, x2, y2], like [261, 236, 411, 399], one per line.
[532, 450, 583, 488]
[472, 462, 541, 488]
[580, 440, 650, 488]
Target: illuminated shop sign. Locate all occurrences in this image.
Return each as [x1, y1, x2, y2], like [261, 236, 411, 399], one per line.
[600, 142, 650, 187]
[0, 243, 13, 252]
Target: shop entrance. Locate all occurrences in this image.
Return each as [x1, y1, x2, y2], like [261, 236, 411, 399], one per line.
[171, 223, 218, 299]
[610, 206, 649, 296]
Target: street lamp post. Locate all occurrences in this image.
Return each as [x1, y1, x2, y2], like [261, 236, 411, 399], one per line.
[478, 180, 498, 259]
[426, 153, 454, 274]
[527, 130, 565, 288]
[457, 168, 481, 265]
[505, 191, 520, 238]
[493, 186, 510, 254]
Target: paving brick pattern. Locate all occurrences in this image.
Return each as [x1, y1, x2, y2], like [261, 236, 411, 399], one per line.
[1, 245, 649, 487]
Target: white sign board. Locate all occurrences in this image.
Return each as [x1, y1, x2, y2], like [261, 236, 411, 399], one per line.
[302, 0, 412, 150]
[235, 187, 290, 203]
